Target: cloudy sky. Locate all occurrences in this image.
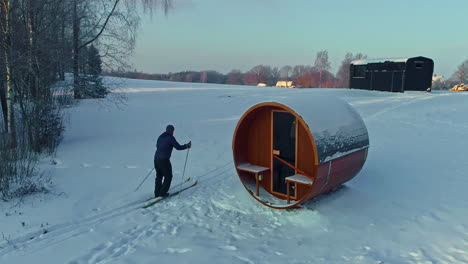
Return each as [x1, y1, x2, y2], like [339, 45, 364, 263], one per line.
[131, 0, 468, 77]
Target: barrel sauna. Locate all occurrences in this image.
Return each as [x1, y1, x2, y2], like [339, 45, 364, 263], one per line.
[232, 96, 369, 209]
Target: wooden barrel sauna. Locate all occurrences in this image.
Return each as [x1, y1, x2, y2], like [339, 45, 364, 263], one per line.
[232, 96, 369, 209]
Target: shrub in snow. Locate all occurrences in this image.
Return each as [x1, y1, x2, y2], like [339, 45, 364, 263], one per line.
[0, 138, 50, 201]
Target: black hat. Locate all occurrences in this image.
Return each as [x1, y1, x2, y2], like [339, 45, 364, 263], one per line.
[166, 125, 175, 133]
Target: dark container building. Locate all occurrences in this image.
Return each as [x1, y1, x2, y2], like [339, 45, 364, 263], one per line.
[349, 57, 434, 92]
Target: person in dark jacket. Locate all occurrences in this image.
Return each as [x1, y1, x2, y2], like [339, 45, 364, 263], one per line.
[154, 125, 191, 198]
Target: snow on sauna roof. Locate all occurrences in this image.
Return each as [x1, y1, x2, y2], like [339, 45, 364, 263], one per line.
[351, 57, 409, 65]
[256, 95, 369, 163]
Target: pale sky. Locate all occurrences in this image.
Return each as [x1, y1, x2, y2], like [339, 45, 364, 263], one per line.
[131, 0, 468, 78]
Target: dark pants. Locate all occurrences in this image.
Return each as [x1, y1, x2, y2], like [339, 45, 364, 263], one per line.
[154, 159, 173, 197]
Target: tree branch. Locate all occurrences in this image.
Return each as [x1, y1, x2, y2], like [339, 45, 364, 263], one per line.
[78, 0, 121, 50]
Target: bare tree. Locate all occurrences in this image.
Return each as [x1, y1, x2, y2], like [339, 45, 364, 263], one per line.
[292, 65, 311, 80]
[336, 53, 353, 88]
[243, 71, 259, 86]
[0, 0, 173, 198]
[226, 70, 243, 85]
[0, 0, 13, 135]
[270, 67, 280, 85]
[353, 53, 367, 60]
[280, 65, 292, 81]
[72, 0, 173, 98]
[0, 0, 68, 198]
[336, 52, 368, 88]
[453, 59, 468, 84]
[314, 50, 331, 72]
[249, 65, 273, 85]
[314, 50, 331, 88]
[336, 53, 367, 88]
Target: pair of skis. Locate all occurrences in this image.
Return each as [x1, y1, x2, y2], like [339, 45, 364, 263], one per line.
[142, 179, 198, 209]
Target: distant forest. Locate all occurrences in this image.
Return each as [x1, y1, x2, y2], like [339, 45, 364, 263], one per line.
[107, 52, 468, 90]
[106, 51, 368, 88]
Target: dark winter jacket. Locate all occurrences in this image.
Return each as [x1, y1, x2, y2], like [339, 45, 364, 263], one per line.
[154, 132, 188, 160]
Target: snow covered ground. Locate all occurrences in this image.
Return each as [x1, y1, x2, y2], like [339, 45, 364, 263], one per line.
[1, 78, 468, 264]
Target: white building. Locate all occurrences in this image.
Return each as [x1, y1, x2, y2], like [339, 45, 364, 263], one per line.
[275, 81, 293, 88]
[432, 74, 444, 83]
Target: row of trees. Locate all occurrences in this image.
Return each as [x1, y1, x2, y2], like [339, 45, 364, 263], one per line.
[433, 58, 468, 90]
[0, 0, 171, 199]
[108, 51, 368, 88]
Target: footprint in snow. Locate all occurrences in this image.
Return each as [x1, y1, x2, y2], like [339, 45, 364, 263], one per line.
[125, 165, 138, 169]
[220, 245, 237, 251]
[235, 256, 255, 264]
[166, 248, 192, 254]
[81, 163, 91, 168]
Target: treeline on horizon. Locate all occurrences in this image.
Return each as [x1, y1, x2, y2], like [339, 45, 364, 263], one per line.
[105, 51, 368, 88]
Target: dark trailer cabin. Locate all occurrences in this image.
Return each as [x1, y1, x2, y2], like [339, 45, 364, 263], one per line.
[349, 56, 434, 92]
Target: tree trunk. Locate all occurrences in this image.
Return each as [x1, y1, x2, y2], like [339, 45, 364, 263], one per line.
[59, 0, 65, 81]
[5, 52, 11, 134]
[73, 0, 81, 98]
[319, 71, 322, 88]
[2, 0, 16, 146]
[2, 0, 12, 134]
[0, 1, 7, 132]
[27, 0, 37, 98]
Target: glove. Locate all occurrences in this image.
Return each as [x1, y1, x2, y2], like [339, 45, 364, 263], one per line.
[187, 141, 192, 149]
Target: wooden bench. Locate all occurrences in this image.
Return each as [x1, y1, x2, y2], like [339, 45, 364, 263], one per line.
[236, 163, 269, 196]
[285, 174, 314, 204]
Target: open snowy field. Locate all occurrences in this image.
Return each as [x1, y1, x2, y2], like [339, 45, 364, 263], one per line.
[1, 78, 468, 264]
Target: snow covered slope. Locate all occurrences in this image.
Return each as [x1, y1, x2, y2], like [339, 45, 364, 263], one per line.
[1, 78, 468, 264]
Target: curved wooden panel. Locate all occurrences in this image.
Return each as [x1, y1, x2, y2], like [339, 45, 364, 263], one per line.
[233, 100, 369, 209]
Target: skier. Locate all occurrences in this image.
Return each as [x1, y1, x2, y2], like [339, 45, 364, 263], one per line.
[154, 125, 191, 198]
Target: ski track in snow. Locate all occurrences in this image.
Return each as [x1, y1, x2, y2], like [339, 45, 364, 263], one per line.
[1, 80, 468, 264]
[67, 176, 300, 264]
[0, 195, 147, 255]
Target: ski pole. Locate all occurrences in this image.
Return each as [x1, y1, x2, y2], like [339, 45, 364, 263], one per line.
[134, 168, 154, 192]
[179, 147, 190, 188]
